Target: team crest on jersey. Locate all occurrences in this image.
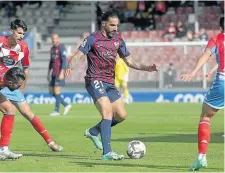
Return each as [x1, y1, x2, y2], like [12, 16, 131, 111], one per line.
[1, 56, 16, 66]
[81, 38, 87, 47]
[114, 41, 119, 49]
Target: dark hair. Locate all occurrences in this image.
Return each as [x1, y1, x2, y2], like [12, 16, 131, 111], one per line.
[10, 19, 27, 32]
[101, 11, 118, 22]
[220, 17, 224, 31]
[5, 67, 26, 83]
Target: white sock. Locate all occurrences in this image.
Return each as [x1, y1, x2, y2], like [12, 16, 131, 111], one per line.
[198, 153, 206, 159]
[48, 141, 54, 146]
[0, 146, 9, 151]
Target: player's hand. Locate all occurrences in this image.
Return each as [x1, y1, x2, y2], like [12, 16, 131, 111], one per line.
[205, 72, 212, 78]
[58, 72, 64, 80]
[147, 64, 158, 72]
[180, 72, 195, 82]
[47, 74, 51, 82]
[64, 68, 73, 77]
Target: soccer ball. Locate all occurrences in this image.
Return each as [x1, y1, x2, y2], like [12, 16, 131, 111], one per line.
[127, 140, 146, 159]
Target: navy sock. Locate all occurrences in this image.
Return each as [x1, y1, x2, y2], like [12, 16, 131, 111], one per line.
[89, 122, 101, 136]
[100, 119, 112, 155]
[60, 95, 68, 107]
[54, 94, 61, 112]
[111, 117, 120, 127]
[90, 117, 120, 136]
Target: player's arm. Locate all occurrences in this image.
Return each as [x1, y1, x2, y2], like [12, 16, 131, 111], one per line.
[181, 38, 215, 81]
[118, 39, 157, 72]
[123, 55, 157, 72]
[65, 36, 94, 76]
[20, 47, 30, 93]
[47, 59, 52, 82]
[58, 45, 67, 80]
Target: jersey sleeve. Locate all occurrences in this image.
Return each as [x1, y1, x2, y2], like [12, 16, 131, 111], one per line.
[21, 46, 30, 69]
[117, 39, 130, 58]
[78, 35, 94, 55]
[205, 38, 216, 55]
[60, 44, 67, 69]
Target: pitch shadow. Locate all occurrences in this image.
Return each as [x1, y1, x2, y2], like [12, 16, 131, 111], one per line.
[69, 161, 222, 171]
[112, 132, 224, 143]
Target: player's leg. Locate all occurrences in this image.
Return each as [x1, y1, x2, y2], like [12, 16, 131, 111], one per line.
[121, 78, 130, 104]
[190, 78, 224, 171]
[111, 97, 127, 126]
[190, 103, 218, 171]
[13, 101, 63, 151]
[84, 81, 107, 150]
[94, 96, 124, 160]
[84, 81, 124, 160]
[49, 77, 71, 116]
[0, 93, 23, 160]
[49, 78, 60, 116]
[88, 84, 126, 132]
[53, 84, 71, 116]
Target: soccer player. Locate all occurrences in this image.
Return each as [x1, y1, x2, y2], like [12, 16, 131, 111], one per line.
[0, 19, 62, 160]
[181, 17, 224, 171]
[65, 11, 157, 160]
[47, 33, 71, 116]
[115, 55, 130, 103]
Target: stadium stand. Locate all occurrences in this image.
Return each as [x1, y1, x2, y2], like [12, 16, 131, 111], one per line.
[0, 1, 222, 90]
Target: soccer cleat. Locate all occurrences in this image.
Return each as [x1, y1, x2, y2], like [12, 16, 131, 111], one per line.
[84, 129, 103, 150]
[0, 149, 23, 160]
[189, 155, 207, 171]
[102, 151, 124, 161]
[63, 105, 72, 115]
[48, 142, 63, 152]
[49, 111, 60, 116]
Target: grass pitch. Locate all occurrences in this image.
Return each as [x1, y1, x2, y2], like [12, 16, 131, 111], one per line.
[0, 103, 223, 172]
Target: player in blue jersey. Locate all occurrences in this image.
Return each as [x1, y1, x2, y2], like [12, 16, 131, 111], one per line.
[48, 33, 71, 116]
[65, 11, 158, 160]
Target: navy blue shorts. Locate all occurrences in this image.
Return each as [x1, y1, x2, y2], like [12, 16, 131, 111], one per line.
[49, 76, 65, 87]
[86, 80, 121, 103]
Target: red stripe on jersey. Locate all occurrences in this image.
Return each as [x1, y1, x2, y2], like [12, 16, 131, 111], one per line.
[206, 38, 216, 50]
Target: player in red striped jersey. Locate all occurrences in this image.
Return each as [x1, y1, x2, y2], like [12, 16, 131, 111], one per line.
[181, 17, 224, 171]
[0, 19, 62, 160]
[65, 11, 158, 160]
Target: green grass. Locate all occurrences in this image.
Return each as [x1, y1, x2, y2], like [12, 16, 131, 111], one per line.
[0, 103, 223, 172]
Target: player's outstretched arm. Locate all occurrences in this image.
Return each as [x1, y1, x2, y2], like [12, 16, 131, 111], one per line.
[123, 55, 158, 72]
[64, 49, 84, 77]
[180, 49, 212, 82]
[205, 63, 218, 78]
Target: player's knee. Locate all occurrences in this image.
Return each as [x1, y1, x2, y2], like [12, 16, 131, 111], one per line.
[200, 109, 216, 120]
[102, 109, 113, 120]
[119, 112, 127, 121]
[20, 108, 35, 120]
[0, 103, 15, 114]
[114, 112, 127, 122]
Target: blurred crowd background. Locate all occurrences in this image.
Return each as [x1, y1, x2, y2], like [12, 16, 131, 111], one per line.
[0, 1, 223, 91]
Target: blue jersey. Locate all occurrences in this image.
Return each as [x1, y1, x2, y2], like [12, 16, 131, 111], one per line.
[49, 44, 67, 77]
[79, 31, 130, 84]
